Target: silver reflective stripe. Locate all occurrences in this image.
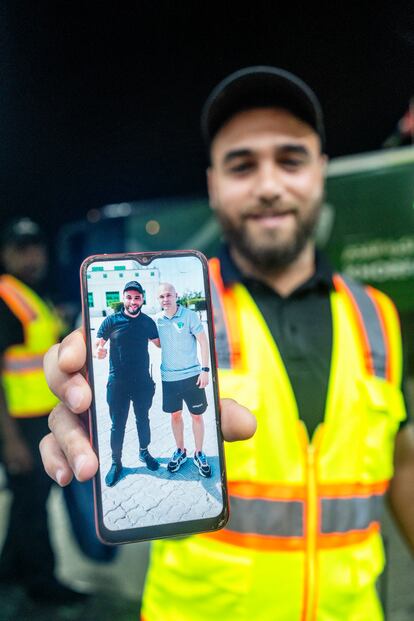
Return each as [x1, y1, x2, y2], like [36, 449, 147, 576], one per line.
[340, 275, 386, 379]
[226, 494, 383, 538]
[210, 278, 232, 369]
[321, 495, 384, 534]
[227, 496, 304, 537]
[4, 355, 44, 372]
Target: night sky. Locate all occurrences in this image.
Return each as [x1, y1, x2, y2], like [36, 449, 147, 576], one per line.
[1, 2, 414, 237]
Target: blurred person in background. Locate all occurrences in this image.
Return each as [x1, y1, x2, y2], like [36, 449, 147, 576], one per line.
[40, 67, 414, 621]
[0, 218, 86, 604]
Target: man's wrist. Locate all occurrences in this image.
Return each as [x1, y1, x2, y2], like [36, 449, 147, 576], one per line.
[201, 367, 210, 372]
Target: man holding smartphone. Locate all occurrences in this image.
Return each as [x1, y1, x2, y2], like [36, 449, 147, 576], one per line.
[95, 280, 160, 486]
[156, 282, 211, 477]
[40, 66, 414, 621]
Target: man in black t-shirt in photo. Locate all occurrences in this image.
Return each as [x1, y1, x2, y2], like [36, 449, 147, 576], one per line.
[95, 280, 161, 487]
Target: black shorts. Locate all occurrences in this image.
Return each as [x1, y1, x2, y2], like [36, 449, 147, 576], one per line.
[162, 375, 208, 415]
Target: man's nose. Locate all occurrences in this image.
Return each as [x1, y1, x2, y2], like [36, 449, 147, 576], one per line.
[253, 162, 282, 204]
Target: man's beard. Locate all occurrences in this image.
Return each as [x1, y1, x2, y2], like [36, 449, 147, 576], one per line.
[217, 201, 322, 272]
[124, 304, 142, 315]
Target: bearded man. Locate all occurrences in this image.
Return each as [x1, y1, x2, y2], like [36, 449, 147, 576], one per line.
[40, 67, 414, 621]
[141, 66, 414, 621]
[95, 280, 160, 486]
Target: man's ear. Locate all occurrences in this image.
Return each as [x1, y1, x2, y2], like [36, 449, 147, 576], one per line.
[320, 153, 329, 177]
[207, 167, 217, 211]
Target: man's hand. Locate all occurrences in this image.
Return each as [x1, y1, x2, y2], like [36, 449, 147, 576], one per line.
[40, 329, 256, 486]
[95, 346, 107, 360]
[388, 423, 414, 554]
[196, 370, 209, 389]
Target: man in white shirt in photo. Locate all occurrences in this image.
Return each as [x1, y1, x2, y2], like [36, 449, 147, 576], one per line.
[156, 283, 211, 477]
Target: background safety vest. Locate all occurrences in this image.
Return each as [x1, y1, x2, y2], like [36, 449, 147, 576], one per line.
[141, 258, 406, 621]
[0, 274, 60, 417]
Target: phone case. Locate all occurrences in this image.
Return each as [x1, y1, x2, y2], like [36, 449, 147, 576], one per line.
[80, 250, 228, 544]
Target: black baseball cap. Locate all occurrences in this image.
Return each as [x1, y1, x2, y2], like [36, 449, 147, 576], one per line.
[123, 280, 144, 294]
[1, 218, 46, 248]
[201, 65, 325, 151]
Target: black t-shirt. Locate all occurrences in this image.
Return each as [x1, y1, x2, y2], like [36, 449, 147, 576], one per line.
[218, 245, 409, 438]
[97, 309, 158, 379]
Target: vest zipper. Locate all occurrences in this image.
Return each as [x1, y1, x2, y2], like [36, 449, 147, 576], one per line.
[302, 444, 318, 621]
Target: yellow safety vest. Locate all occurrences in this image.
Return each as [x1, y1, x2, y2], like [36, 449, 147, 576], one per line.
[0, 274, 60, 417]
[141, 258, 406, 621]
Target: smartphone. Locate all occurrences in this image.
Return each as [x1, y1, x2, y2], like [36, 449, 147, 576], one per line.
[80, 250, 228, 544]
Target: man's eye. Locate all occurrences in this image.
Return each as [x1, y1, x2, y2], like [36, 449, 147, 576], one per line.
[281, 158, 304, 169]
[228, 161, 254, 174]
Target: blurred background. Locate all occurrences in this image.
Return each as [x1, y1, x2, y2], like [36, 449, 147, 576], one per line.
[0, 1, 414, 620]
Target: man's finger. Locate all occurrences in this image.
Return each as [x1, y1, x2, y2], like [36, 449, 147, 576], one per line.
[220, 398, 257, 442]
[58, 329, 87, 373]
[47, 402, 98, 481]
[39, 433, 74, 486]
[44, 334, 91, 414]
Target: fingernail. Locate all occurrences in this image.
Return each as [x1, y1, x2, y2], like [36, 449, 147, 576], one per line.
[66, 386, 83, 410]
[56, 468, 65, 486]
[74, 454, 88, 479]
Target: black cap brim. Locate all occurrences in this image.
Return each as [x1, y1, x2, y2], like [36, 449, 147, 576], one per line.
[201, 66, 325, 151]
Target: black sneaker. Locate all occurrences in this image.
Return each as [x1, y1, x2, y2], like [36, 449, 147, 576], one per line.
[139, 448, 159, 471]
[193, 451, 212, 478]
[105, 461, 122, 487]
[167, 448, 187, 473]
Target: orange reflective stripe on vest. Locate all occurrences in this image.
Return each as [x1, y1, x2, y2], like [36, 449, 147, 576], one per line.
[209, 257, 242, 370]
[0, 275, 38, 324]
[205, 479, 387, 552]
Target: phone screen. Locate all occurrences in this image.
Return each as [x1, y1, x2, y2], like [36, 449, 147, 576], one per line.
[81, 251, 227, 544]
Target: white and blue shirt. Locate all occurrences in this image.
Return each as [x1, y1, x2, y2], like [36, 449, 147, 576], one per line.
[155, 305, 204, 382]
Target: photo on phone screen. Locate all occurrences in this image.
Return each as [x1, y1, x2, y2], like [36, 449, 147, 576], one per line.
[82, 251, 227, 543]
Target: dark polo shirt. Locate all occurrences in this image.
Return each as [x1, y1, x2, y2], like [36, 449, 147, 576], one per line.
[218, 245, 408, 437]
